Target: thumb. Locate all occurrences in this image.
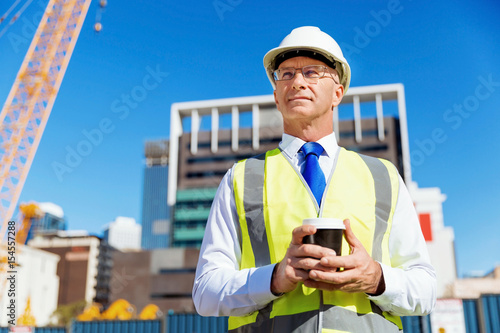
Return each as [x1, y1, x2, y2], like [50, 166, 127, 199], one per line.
[343, 219, 362, 251]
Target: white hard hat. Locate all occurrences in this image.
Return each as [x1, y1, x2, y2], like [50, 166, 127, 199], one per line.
[263, 26, 351, 92]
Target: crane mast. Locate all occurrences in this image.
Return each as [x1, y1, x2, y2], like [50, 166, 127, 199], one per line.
[0, 0, 92, 239]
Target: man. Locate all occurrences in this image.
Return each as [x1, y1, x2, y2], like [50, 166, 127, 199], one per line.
[193, 26, 436, 332]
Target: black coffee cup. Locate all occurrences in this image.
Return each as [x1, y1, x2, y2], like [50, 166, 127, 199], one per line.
[302, 218, 345, 256]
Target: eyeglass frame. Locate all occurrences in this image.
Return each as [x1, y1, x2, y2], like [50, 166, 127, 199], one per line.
[272, 64, 340, 85]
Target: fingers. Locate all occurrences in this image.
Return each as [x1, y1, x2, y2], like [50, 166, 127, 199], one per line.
[303, 220, 383, 294]
[286, 263, 312, 282]
[272, 261, 301, 294]
[319, 218, 364, 269]
[272, 225, 333, 294]
[308, 261, 382, 294]
[275, 223, 367, 295]
[343, 219, 362, 250]
[309, 267, 356, 284]
[304, 277, 349, 292]
[291, 224, 316, 245]
[307, 268, 367, 293]
[281, 256, 335, 289]
[272, 250, 329, 294]
[289, 255, 330, 271]
[309, 253, 382, 294]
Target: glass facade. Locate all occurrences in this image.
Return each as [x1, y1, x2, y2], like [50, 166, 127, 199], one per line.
[141, 164, 171, 249]
[26, 212, 66, 242]
[173, 188, 218, 248]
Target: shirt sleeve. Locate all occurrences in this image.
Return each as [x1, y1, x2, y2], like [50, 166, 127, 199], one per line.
[368, 174, 437, 316]
[192, 167, 280, 317]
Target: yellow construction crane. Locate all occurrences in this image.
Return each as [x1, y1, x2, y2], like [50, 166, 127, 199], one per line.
[0, 0, 104, 315]
[18, 296, 37, 326]
[16, 202, 44, 245]
[0, 0, 93, 244]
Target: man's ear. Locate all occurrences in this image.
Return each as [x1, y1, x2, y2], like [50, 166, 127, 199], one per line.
[274, 90, 280, 111]
[332, 84, 344, 109]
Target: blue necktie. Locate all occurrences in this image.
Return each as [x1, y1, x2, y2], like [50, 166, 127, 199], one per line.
[301, 142, 326, 206]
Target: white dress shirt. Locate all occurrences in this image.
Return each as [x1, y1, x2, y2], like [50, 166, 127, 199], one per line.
[192, 133, 436, 317]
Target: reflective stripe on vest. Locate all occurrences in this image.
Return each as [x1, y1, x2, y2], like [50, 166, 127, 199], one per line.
[230, 148, 402, 332]
[242, 153, 270, 268]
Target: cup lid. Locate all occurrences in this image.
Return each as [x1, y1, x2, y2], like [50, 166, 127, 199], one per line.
[303, 218, 345, 229]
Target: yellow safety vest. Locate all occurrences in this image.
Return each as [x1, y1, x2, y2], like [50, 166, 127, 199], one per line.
[230, 147, 403, 333]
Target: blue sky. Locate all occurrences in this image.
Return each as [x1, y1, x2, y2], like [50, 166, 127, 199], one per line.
[1, 0, 499, 278]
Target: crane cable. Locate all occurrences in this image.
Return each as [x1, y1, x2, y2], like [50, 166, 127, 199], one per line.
[0, 0, 22, 24]
[0, 0, 35, 39]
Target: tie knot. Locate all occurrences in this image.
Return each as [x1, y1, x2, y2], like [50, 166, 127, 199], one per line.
[302, 142, 324, 157]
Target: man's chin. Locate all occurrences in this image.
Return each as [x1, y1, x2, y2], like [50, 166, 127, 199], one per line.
[283, 108, 310, 117]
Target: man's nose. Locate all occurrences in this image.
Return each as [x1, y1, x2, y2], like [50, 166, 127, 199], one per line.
[291, 71, 307, 90]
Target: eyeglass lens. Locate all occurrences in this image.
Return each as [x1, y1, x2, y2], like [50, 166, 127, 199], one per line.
[273, 65, 327, 81]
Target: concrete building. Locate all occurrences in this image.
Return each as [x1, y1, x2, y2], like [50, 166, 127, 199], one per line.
[108, 249, 151, 313]
[447, 266, 500, 299]
[108, 247, 199, 313]
[408, 182, 456, 298]
[103, 216, 142, 250]
[28, 232, 111, 307]
[149, 247, 199, 312]
[0, 245, 60, 326]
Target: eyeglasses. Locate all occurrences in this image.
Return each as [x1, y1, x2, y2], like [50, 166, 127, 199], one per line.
[272, 65, 338, 84]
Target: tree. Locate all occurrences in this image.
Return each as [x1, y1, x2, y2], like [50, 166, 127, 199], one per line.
[50, 299, 87, 326]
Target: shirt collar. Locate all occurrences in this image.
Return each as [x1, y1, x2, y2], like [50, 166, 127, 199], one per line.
[279, 132, 339, 160]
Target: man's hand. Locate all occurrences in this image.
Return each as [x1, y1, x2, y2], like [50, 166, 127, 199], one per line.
[304, 219, 385, 295]
[271, 224, 337, 295]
